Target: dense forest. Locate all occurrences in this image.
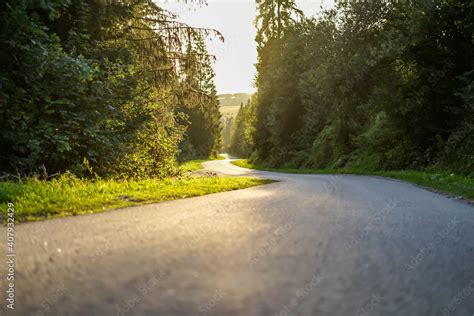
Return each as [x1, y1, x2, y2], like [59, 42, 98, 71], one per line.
[2, 0, 473, 179]
[0, 0, 222, 178]
[231, 0, 473, 175]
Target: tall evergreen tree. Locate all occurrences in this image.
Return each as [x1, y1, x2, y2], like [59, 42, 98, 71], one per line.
[179, 36, 222, 159]
[246, 0, 473, 173]
[0, 0, 223, 177]
[253, 0, 303, 163]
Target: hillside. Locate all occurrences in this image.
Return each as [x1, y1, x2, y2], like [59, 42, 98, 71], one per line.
[218, 93, 252, 118]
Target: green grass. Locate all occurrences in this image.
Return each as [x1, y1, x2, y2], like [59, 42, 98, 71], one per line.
[219, 105, 241, 118]
[211, 154, 225, 160]
[0, 174, 271, 222]
[232, 159, 474, 202]
[179, 156, 225, 172]
[179, 160, 206, 172]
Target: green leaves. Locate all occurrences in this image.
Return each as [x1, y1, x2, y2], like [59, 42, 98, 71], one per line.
[1, 0, 223, 178]
[249, 0, 473, 174]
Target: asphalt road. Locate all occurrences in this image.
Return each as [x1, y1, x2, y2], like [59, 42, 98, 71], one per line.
[1, 158, 474, 315]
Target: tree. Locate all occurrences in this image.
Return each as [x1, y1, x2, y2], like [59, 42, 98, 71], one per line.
[0, 0, 223, 177]
[230, 97, 256, 157]
[253, 0, 304, 163]
[178, 36, 222, 160]
[247, 0, 474, 174]
[255, 0, 303, 49]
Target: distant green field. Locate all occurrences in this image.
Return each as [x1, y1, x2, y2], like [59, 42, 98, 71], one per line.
[219, 105, 241, 118]
[218, 93, 251, 107]
[218, 93, 252, 118]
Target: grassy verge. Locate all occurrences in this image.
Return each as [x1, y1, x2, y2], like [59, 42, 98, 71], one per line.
[0, 174, 271, 222]
[211, 154, 225, 160]
[179, 155, 225, 172]
[179, 160, 206, 172]
[232, 159, 474, 202]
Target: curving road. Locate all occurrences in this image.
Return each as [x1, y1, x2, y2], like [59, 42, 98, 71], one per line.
[1, 158, 474, 315]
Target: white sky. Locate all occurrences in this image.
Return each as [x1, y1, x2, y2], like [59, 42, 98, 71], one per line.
[156, 0, 335, 94]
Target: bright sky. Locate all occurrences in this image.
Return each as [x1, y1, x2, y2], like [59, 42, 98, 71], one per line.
[156, 0, 335, 94]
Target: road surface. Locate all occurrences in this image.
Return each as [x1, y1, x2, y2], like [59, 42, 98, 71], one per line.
[1, 158, 474, 315]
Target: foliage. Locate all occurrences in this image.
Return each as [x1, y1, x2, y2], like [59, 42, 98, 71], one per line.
[0, 0, 223, 178]
[247, 0, 474, 175]
[221, 116, 233, 152]
[229, 95, 257, 157]
[178, 36, 222, 161]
